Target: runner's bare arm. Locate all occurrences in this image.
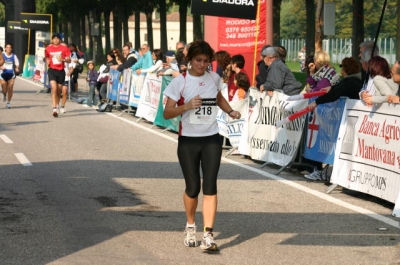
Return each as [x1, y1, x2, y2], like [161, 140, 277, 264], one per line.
[0, 53, 4, 66]
[163, 95, 202, 119]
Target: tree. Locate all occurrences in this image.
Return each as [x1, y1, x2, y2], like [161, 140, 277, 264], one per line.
[272, 0, 282, 45]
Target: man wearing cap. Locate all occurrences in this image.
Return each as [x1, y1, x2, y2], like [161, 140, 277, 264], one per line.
[111, 45, 137, 72]
[259, 47, 302, 96]
[45, 33, 71, 117]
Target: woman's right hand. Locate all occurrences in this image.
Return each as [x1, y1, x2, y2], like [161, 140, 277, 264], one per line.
[186, 95, 202, 110]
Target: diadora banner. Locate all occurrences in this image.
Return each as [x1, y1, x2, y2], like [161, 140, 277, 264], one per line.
[7, 21, 28, 33]
[21, 13, 52, 31]
[191, 0, 258, 19]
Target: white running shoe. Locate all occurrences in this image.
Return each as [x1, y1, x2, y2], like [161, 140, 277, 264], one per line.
[60, 107, 66, 114]
[6, 102, 11, 109]
[304, 167, 322, 181]
[52, 108, 58, 117]
[200, 232, 218, 251]
[184, 226, 198, 247]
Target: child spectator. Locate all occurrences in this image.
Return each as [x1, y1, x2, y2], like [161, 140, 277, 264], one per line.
[232, 72, 250, 101]
[86, 61, 99, 107]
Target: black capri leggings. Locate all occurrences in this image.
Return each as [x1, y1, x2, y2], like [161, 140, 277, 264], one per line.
[177, 133, 222, 198]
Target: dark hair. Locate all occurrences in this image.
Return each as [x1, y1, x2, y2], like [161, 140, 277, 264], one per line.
[231, 54, 245, 69]
[214, 50, 231, 71]
[276, 45, 287, 60]
[69, 43, 77, 50]
[235, 72, 250, 92]
[340, 57, 360, 75]
[107, 51, 116, 59]
[125, 42, 133, 48]
[304, 55, 315, 76]
[152, 49, 163, 61]
[186, 40, 215, 63]
[369, 56, 391, 79]
[112, 48, 122, 58]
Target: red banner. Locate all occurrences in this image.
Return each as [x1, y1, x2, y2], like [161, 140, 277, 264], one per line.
[205, 0, 267, 86]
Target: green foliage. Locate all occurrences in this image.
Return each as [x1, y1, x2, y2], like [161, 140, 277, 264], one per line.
[280, 0, 398, 39]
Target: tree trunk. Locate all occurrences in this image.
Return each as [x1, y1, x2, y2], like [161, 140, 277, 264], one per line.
[159, 0, 168, 53]
[122, 8, 129, 45]
[352, 0, 364, 59]
[104, 10, 111, 53]
[72, 13, 81, 46]
[272, 0, 282, 46]
[80, 15, 86, 52]
[113, 10, 122, 49]
[315, 0, 324, 52]
[135, 11, 141, 50]
[304, 0, 316, 56]
[193, 14, 202, 41]
[179, 0, 187, 44]
[146, 12, 154, 50]
[96, 8, 103, 63]
[88, 14, 93, 60]
[396, 0, 400, 59]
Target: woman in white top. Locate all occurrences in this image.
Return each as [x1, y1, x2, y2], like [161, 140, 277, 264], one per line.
[163, 40, 241, 251]
[361, 56, 398, 106]
[1, 43, 20, 109]
[136, 49, 163, 75]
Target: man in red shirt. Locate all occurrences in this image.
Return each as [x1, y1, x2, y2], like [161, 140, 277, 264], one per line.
[227, 54, 249, 101]
[45, 33, 71, 117]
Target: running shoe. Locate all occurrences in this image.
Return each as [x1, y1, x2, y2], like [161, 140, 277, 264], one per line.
[52, 108, 58, 117]
[200, 232, 218, 251]
[184, 226, 197, 247]
[6, 102, 11, 109]
[304, 167, 321, 181]
[60, 107, 66, 114]
[2, 94, 6, 102]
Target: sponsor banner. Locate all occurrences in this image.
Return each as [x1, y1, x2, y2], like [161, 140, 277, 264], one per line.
[22, 55, 36, 78]
[304, 98, 346, 164]
[191, 0, 258, 20]
[331, 99, 400, 214]
[128, 73, 145, 107]
[238, 89, 307, 166]
[217, 98, 248, 147]
[7, 21, 28, 33]
[135, 73, 162, 122]
[217, 0, 266, 55]
[119, 69, 131, 104]
[217, 84, 247, 147]
[33, 55, 46, 83]
[21, 13, 51, 31]
[107, 69, 120, 101]
[153, 76, 181, 132]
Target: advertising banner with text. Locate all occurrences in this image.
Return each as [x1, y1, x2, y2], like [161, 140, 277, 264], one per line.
[331, 100, 400, 215]
[238, 89, 307, 166]
[191, 0, 258, 20]
[135, 73, 162, 122]
[21, 13, 51, 31]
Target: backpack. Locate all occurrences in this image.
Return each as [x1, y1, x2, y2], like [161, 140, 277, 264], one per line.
[76, 63, 84, 74]
[97, 102, 113, 112]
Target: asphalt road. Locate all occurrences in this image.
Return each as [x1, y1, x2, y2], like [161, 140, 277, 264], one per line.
[0, 77, 399, 265]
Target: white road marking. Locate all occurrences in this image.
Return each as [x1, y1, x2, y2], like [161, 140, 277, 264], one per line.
[15, 153, 33, 166]
[109, 112, 400, 229]
[0, 134, 13, 143]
